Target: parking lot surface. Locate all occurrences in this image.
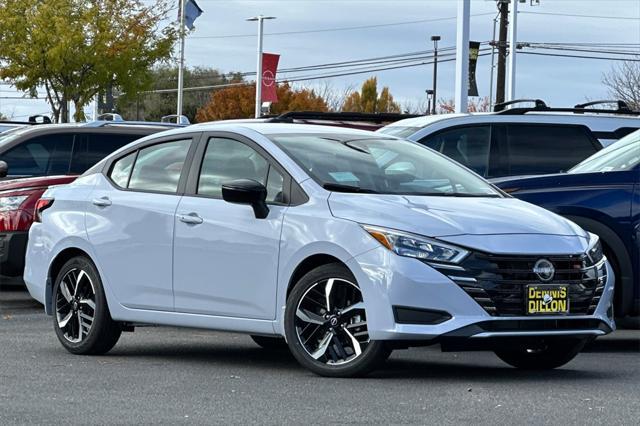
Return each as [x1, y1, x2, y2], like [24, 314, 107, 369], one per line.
[1, 288, 638, 425]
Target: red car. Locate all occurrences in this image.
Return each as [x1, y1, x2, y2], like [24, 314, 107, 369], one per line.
[0, 122, 181, 285]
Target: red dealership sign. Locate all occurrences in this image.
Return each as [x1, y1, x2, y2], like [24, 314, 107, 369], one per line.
[262, 53, 280, 103]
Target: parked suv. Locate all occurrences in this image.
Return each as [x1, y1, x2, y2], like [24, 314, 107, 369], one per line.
[494, 130, 640, 321]
[378, 100, 640, 179]
[24, 123, 614, 377]
[0, 122, 181, 285]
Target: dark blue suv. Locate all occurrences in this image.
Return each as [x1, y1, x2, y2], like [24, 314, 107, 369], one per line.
[494, 131, 640, 320]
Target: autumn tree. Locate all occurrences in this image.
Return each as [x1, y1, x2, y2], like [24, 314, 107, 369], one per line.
[0, 0, 176, 122]
[438, 97, 491, 114]
[341, 77, 401, 113]
[116, 66, 243, 123]
[195, 82, 329, 122]
[603, 59, 640, 110]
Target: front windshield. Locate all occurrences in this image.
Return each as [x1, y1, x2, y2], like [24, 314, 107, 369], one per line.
[570, 130, 640, 174]
[269, 134, 501, 197]
[377, 126, 422, 138]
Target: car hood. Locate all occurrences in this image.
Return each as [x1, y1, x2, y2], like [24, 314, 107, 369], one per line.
[0, 175, 77, 192]
[328, 193, 588, 240]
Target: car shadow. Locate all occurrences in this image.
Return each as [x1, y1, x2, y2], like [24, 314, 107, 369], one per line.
[584, 338, 640, 353]
[97, 342, 619, 382]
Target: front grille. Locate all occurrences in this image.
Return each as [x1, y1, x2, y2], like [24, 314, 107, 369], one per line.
[432, 253, 607, 317]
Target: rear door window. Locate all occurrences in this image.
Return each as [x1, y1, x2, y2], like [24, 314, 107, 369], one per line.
[418, 126, 492, 176]
[0, 133, 74, 176]
[70, 133, 143, 174]
[505, 125, 598, 176]
[127, 139, 192, 193]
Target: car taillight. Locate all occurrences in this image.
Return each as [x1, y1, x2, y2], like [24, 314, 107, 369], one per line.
[34, 198, 54, 223]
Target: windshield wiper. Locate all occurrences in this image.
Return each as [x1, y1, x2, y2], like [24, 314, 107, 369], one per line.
[406, 192, 501, 198]
[322, 183, 380, 194]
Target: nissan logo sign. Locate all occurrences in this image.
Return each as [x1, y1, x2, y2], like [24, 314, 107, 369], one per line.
[533, 259, 555, 282]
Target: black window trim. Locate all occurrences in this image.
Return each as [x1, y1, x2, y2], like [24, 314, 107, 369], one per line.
[183, 131, 307, 207]
[103, 132, 202, 196]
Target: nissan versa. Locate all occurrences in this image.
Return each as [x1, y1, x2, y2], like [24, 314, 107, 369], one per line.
[23, 123, 614, 377]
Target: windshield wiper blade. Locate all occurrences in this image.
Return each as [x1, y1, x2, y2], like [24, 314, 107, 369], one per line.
[407, 192, 501, 198]
[322, 183, 379, 194]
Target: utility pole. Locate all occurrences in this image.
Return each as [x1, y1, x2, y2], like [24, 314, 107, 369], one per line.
[430, 36, 441, 115]
[454, 0, 470, 113]
[495, 0, 509, 105]
[247, 15, 276, 118]
[177, 0, 186, 117]
[506, 0, 518, 101]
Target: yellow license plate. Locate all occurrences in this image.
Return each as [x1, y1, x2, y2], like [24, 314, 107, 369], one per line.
[526, 285, 569, 315]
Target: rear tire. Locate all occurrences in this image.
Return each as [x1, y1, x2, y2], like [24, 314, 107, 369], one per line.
[52, 256, 121, 355]
[284, 263, 391, 377]
[494, 338, 588, 370]
[250, 335, 288, 350]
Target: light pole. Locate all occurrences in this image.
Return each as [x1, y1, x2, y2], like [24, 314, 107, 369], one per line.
[506, 0, 519, 101]
[430, 35, 441, 115]
[454, 0, 470, 113]
[247, 15, 276, 118]
[425, 89, 434, 115]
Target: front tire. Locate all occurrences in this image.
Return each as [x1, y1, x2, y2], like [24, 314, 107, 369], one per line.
[53, 256, 121, 355]
[284, 263, 390, 377]
[494, 337, 588, 370]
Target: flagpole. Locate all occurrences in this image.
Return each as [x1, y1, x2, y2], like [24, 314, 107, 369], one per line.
[177, 0, 186, 117]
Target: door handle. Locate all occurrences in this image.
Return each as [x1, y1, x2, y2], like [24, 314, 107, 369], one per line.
[178, 212, 203, 225]
[92, 197, 112, 207]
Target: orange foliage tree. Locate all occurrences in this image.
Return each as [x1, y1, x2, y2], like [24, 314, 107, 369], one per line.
[195, 82, 329, 122]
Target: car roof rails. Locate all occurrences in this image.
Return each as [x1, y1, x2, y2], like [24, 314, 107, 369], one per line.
[267, 111, 422, 124]
[83, 120, 185, 129]
[96, 113, 125, 122]
[161, 114, 191, 125]
[494, 98, 640, 116]
[493, 99, 549, 113]
[28, 115, 52, 124]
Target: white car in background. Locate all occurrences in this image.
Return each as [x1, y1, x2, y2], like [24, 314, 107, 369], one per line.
[379, 99, 640, 179]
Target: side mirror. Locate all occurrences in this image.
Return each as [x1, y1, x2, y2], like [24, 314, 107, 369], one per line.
[0, 161, 8, 178]
[222, 179, 269, 219]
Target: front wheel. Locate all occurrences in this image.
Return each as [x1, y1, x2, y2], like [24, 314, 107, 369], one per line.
[284, 263, 390, 377]
[494, 337, 588, 370]
[53, 256, 122, 355]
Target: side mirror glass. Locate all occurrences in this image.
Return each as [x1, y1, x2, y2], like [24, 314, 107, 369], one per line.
[0, 161, 8, 178]
[221, 179, 269, 219]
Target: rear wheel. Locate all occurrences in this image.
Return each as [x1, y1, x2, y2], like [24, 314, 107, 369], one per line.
[494, 338, 588, 370]
[284, 263, 390, 377]
[250, 335, 288, 350]
[53, 256, 121, 355]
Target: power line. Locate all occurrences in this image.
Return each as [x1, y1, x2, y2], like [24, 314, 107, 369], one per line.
[519, 51, 640, 62]
[190, 13, 495, 39]
[519, 11, 640, 20]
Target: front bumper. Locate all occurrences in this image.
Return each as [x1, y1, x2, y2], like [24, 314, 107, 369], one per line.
[0, 231, 28, 282]
[347, 247, 616, 342]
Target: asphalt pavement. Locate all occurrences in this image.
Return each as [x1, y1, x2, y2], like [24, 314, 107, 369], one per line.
[1, 287, 638, 425]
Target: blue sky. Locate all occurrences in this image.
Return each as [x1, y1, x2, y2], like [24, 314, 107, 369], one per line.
[1, 0, 639, 120]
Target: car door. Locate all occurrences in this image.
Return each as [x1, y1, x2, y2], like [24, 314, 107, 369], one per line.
[86, 136, 196, 311]
[172, 133, 288, 320]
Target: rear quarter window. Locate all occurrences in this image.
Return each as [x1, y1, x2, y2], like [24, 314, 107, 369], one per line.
[505, 125, 598, 176]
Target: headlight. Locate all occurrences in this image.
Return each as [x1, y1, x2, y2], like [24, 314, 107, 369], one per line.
[586, 233, 604, 264]
[0, 195, 28, 212]
[363, 225, 469, 264]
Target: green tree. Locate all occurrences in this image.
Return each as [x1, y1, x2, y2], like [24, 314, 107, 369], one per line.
[341, 77, 401, 113]
[115, 66, 244, 123]
[0, 0, 176, 122]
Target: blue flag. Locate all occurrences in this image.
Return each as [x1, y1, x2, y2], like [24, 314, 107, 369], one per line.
[183, 0, 203, 30]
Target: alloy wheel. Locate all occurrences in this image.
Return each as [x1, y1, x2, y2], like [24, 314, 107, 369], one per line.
[55, 268, 96, 343]
[294, 278, 369, 365]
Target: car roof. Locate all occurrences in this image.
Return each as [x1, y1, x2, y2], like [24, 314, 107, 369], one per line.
[383, 111, 640, 131]
[192, 121, 388, 138]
